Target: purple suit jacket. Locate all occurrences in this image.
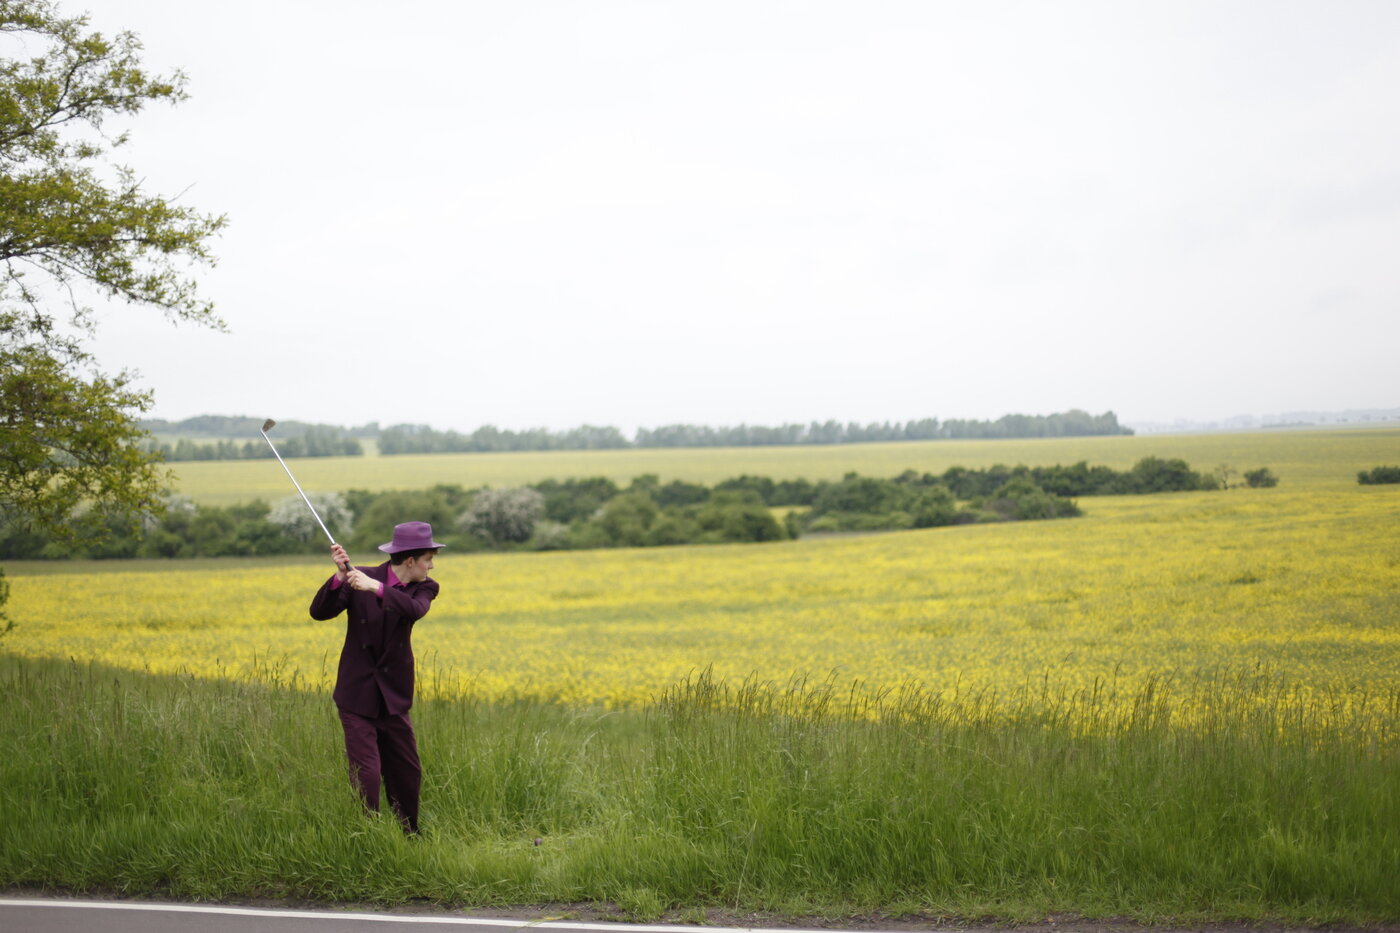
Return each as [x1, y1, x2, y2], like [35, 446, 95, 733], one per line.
[309, 561, 439, 717]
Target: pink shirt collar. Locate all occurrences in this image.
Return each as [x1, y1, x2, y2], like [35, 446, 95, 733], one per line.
[328, 561, 409, 592]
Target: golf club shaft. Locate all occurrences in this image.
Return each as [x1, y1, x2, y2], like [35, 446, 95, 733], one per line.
[259, 426, 349, 571]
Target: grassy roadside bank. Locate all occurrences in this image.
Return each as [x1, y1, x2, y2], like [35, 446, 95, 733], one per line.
[3, 654, 1396, 924]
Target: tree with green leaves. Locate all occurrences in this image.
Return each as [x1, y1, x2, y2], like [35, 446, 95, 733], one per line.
[458, 487, 545, 548]
[1, 0, 225, 628]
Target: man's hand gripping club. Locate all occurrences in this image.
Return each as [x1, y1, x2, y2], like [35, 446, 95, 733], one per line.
[330, 544, 380, 593]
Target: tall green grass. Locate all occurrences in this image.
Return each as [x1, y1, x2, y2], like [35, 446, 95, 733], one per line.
[3, 654, 1396, 922]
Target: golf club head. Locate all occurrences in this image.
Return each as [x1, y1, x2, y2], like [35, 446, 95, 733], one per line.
[261, 418, 276, 434]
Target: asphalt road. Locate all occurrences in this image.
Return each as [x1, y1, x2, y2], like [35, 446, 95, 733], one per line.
[9, 897, 1388, 933]
[0, 899, 829, 933]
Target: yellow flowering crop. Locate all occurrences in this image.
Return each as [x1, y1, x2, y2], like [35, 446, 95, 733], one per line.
[6, 481, 1398, 720]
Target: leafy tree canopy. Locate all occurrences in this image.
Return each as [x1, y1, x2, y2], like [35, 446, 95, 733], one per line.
[1, 0, 224, 620]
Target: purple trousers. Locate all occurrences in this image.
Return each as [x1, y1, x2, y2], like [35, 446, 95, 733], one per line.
[337, 707, 421, 833]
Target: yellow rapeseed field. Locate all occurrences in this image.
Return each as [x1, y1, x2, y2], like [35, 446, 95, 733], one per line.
[7, 481, 1399, 715]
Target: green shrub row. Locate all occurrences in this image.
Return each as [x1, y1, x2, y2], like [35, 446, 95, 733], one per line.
[1358, 465, 1400, 485]
[2, 457, 1272, 561]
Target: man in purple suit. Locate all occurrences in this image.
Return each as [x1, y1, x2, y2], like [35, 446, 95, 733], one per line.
[309, 521, 443, 834]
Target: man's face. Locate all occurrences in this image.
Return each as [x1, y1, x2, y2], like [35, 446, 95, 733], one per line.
[400, 551, 435, 583]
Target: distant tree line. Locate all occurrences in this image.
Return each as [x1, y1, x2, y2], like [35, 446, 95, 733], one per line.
[139, 410, 1133, 460]
[637, 410, 1132, 447]
[383, 409, 1132, 454]
[1, 456, 1273, 561]
[378, 424, 629, 454]
[142, 426, 363, 461]
[139, 415, 382, 438]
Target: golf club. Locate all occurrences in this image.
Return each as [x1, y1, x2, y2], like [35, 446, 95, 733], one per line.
[259, 418, 350, 571]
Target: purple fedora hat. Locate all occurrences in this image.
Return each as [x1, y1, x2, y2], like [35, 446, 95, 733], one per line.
[378, 521, 447, 553]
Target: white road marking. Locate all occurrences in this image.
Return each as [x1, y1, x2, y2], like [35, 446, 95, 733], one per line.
[0, 899, 840, 933]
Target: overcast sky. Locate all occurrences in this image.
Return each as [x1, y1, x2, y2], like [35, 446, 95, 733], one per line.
[67, 0, 1400, 431]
